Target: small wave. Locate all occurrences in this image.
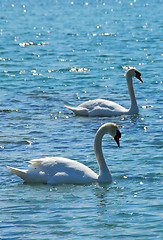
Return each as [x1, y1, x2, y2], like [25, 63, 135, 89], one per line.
[69, 67, 89, 72]
[19, 42, 48, 47]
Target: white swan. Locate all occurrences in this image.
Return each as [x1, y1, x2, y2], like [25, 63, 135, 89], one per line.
[65, 68, 143, 116]
[7, 123, 121, 184]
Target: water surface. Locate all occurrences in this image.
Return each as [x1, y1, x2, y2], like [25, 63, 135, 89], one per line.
[0, 0, 162, 239]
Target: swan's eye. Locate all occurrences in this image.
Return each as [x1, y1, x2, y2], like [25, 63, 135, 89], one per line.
[135, 70, 141, 77]
[114, 129, 121, 147]
[116, 130, 121, 139]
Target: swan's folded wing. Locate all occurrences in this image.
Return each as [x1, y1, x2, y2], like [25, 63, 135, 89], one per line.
[7, 157, 98, 184]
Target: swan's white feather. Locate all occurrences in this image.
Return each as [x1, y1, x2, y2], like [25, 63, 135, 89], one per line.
[65, 99, 128, 116]
[8, 157, 98, 184]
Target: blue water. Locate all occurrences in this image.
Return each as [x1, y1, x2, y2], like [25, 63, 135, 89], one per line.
[0, 0, 162, 239]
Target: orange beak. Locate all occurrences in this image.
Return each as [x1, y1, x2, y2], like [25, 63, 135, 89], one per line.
[136, 72, 143, 82]
[114, 135, 120, 147]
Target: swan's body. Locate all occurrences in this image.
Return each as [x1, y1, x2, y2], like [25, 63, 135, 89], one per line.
[8, 123, 121, 184]
[65, 68, 143, 117]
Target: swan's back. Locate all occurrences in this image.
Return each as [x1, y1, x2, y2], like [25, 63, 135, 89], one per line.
[66, 99, 128, 116]
[8, 157, 98, 184]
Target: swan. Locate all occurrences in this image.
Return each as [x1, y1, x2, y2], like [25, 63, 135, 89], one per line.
[7, 123, 121, 184]
[65, 68, 143, 116]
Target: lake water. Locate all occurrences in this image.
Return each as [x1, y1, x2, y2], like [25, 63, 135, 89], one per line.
[0, 0, 162, 239]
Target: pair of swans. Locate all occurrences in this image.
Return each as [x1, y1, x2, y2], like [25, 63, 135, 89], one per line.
[8, 68, 143, 184]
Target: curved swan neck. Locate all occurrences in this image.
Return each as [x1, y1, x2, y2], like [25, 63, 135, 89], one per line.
[126, 74, 138, 114]
[94, 125, 112, 182]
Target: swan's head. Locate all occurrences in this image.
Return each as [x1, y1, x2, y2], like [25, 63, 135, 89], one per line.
[127, 68, 143, 82]
[100, 123, 121, 147]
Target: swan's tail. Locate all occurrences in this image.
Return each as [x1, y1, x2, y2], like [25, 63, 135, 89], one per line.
[64, 105, 88, 116]
[7, 166, 28, 180]
[64, 105, 78, 113]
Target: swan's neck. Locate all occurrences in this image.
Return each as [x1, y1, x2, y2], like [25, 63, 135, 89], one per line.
[94, 127, 112, 182]
[127, 75, 139, 114]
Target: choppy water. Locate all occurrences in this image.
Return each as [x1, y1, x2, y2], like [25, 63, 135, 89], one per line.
[0, 0, 163, 239]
